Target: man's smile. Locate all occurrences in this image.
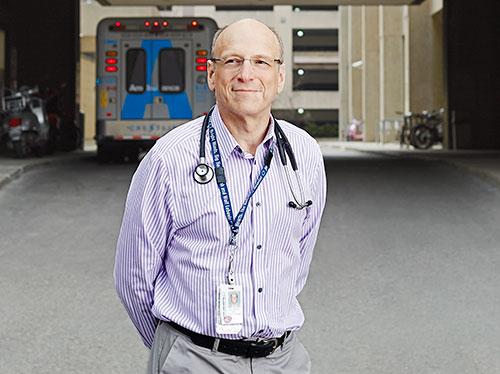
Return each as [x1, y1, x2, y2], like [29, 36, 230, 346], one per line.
[232, 87, 262, 92]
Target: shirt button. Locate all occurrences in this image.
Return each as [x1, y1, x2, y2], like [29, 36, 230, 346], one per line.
[258, 287, 263, 293]
[256, 202, 261, 207]
[257, 244, 262, 250]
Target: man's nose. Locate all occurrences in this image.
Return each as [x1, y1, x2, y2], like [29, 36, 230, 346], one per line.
[236, 60, 254, 82]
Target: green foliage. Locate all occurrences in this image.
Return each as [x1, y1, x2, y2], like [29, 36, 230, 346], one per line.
[301, 121, 338, 138]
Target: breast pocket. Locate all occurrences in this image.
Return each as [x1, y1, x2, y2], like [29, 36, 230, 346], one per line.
[259, 170, 310, 249]
[175, 180, 224, 235]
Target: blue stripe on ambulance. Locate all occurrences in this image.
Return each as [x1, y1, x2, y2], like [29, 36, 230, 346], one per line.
[121, 39, 193, 120]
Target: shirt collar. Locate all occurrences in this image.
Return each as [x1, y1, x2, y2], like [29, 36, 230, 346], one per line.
[211, 105, 277, 160]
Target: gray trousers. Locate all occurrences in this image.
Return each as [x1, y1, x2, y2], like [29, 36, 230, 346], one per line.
[147, 321, 311, 374]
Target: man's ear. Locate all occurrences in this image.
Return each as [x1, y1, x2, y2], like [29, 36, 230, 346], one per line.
[207, 61, 216, 92]
[277, 63, 286, 94]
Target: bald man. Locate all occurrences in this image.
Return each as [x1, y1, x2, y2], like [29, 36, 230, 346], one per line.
[114, 18, 326, 373]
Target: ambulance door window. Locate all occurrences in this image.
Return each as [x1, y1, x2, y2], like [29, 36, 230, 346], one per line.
[159, 48, 185, 93]
[126, 48, 146, 93]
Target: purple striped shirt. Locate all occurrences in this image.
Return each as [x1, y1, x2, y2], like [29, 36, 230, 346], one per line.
[114, 105, 327, 348]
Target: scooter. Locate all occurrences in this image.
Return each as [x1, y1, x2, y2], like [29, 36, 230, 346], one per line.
[1, 86, 51, 158]
[400, 108, 444, 150]
[410, 108, 444, 150]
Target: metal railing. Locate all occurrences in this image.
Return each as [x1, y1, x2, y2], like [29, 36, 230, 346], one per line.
[378, 118, 403, 144]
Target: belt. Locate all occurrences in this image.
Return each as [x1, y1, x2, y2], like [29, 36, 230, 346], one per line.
[167, 322, 290, 358]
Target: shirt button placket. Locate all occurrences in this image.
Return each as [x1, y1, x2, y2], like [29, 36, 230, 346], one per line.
[253, 192, 266, 332]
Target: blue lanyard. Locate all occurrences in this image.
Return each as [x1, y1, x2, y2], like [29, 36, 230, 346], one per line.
[208, 119, 272, 243]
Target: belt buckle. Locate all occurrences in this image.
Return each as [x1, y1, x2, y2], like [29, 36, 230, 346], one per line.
[248, 338, 278, 358]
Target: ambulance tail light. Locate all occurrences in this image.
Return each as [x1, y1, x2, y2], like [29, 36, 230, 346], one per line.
[9, 117, 22, 127]
[189, 20, 203, 30]
[110, 20, 125, 31]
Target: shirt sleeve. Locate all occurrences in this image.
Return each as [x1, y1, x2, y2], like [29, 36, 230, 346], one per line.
[114, 149, 174, 348]
[295, 143, 327, 295]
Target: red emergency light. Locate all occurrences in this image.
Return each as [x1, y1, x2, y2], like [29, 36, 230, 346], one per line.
[115, 21, 121, 27]
[196, 57, 207, 64]
[153, 21, 159, 27]
[105, 66, 118, 73]
[9, 117, 22, 127]
[145, 21, 151, 27]
[196, 65, 207, 72]
[162, 21, 169, 27]
[105, 58, 118, 65]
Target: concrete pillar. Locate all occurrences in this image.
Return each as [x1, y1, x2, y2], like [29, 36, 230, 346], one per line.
[349, 6, 363, 123]
[379, 6, 404, 122]
[80, 36, 96, 142]
[273, 6, 293, 99]
[339, 6, 349, 139]
[361, 6, 380, 142]
[403, 6, 410, 113]
[409, 0, 444, 112]
[0, 30, 5, 90]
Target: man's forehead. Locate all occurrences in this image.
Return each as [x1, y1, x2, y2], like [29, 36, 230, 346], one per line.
[214, 20, 280, 56]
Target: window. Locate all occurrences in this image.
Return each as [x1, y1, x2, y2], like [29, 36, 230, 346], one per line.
[293, 5, 339, 11]
[293, 64, 339, 91]
[126, 48, 146, 94]
[272, 109, 339, 137]
[215, 6, 273, 11]
[293, 29, 338, 51]
[159, 48, 185, 93]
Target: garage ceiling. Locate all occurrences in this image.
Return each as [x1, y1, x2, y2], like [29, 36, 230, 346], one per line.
[97, 0, 424, 6]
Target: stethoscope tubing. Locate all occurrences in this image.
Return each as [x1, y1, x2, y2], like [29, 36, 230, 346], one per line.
[193, 109, 312, 209]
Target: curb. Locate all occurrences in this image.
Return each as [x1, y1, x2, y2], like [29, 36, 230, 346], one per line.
[0, 151, 91, 190]
[329, 144, 404, 158]
[442, 160, 500, 189]
[331, 144, 500, 189]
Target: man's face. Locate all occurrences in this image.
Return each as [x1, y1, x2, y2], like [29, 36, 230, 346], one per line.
[207, 20, 285, 119]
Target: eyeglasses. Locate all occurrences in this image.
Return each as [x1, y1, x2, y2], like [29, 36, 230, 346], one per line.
[209, 56, 283, 72]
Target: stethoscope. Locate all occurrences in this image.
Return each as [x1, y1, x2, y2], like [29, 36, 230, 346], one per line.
[193, 108, 312, 210]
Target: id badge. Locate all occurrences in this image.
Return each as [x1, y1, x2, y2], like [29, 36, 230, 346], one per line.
[216, 284, 243, 334]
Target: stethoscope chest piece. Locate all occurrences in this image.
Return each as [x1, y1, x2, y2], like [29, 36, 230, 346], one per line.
[193, 162, 214, 184]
